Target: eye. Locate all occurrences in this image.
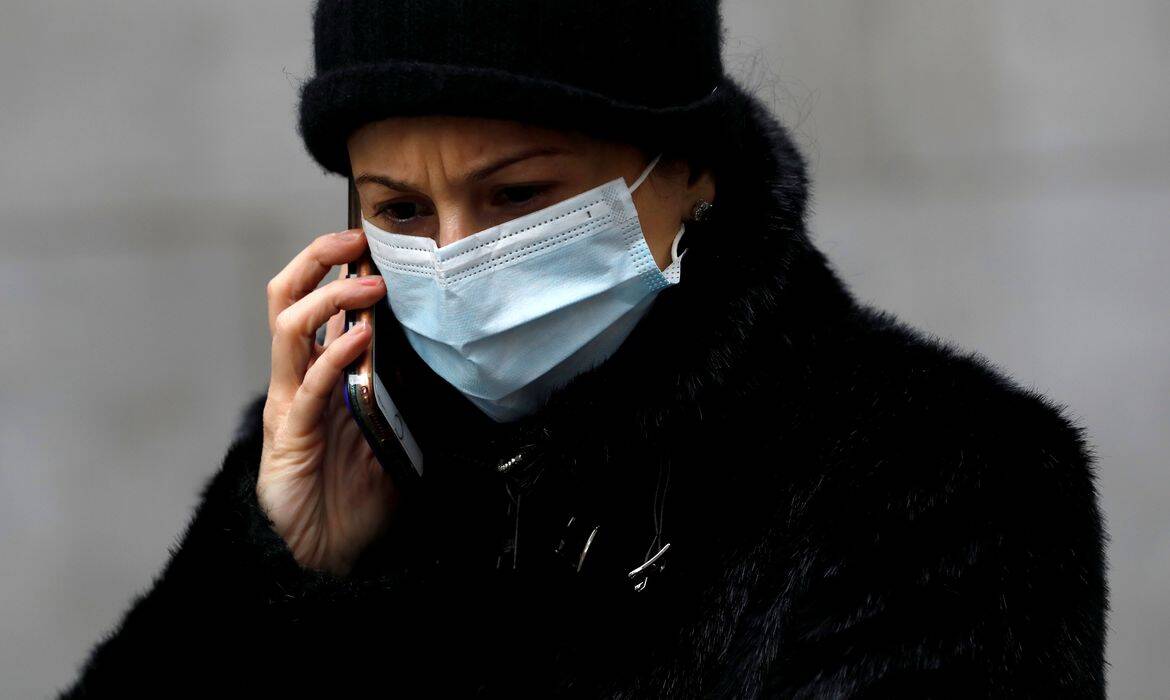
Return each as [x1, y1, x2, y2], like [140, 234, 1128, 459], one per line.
[374, 199, 431, 223]
[494, 184, 547, 207]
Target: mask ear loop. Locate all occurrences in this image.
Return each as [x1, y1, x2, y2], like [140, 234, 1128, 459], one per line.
[628, 152, 663, 193]
[631, 153, 685, 271]
[670, 223, 686, 263]
[658, 223, 686, 283]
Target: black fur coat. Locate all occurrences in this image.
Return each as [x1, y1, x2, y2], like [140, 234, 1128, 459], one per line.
[60, 87, 1108, 698]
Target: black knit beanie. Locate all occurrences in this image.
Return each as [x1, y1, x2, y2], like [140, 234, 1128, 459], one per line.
[296, 0, 738, 177]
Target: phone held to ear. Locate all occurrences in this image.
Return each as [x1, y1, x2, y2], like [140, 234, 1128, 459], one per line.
[342, 175, 425, 486]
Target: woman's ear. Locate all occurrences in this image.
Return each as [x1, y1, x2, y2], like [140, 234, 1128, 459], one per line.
[681, 162, 716, 222]
[653, 154, 716, 216]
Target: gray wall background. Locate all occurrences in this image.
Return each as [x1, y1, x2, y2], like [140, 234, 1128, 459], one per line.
[2, 1, 1166, 696]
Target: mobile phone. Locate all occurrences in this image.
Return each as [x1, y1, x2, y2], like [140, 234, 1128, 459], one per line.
[342, 175, 424, 485]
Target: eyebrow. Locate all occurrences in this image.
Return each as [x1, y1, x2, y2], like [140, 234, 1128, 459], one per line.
[354, 145, 572, 192]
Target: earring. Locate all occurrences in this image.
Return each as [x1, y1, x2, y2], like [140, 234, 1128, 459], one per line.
[690, 199, 714, 223]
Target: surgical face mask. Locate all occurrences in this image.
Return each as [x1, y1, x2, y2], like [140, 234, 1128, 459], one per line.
[362, 152, 685, 423]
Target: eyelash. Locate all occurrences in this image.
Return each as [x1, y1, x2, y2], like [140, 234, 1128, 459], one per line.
[496, 184, 546, 206]
[375, 184, 549, 222]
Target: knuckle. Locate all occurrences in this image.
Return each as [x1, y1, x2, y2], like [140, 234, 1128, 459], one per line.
[318, 279, 350, 308]
[273, 308, 298, 337]
[310, 355, 342, 387]
[265, 276, 283, 300]
[318, 344, 344, 369]
[306, 352, 335, 381]
[292, 381, 316, 409]
[314, 230, 340, 248]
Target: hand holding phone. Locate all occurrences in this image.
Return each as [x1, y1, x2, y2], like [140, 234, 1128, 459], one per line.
[256, 222, 400, 577]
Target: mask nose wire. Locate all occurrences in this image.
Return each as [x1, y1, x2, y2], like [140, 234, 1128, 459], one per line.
[628, 152, 663, 193]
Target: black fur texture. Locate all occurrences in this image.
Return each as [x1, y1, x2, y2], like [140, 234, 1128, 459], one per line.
[59, 80, 1108, 698]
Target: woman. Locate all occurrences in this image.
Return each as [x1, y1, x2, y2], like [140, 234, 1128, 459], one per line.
[61, 0, 1108, 697]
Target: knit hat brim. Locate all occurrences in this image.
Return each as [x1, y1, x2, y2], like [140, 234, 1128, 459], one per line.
[297, 60, 739, 177]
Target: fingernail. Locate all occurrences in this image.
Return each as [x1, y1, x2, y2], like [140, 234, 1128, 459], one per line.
[356, 276, 383, 286]
[351, 320, 370, 333]
[335, 229, 361, 240]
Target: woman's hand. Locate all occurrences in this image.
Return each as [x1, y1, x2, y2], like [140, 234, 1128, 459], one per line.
[257, 228, 399, 577]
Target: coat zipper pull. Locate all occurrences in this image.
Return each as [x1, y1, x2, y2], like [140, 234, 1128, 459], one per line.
[628, 542, 672, 592]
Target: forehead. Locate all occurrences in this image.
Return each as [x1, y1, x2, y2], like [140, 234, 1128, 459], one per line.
[347, 115, 588, 162]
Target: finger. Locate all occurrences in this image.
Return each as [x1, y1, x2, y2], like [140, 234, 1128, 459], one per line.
[270, 276, 385, 403]
[307, 313, 342, 373]
[320, 265, 350, 350]
[323, 309, 346, 349]
[266, 229, 367, 335]
[285, 320, 372, 438]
